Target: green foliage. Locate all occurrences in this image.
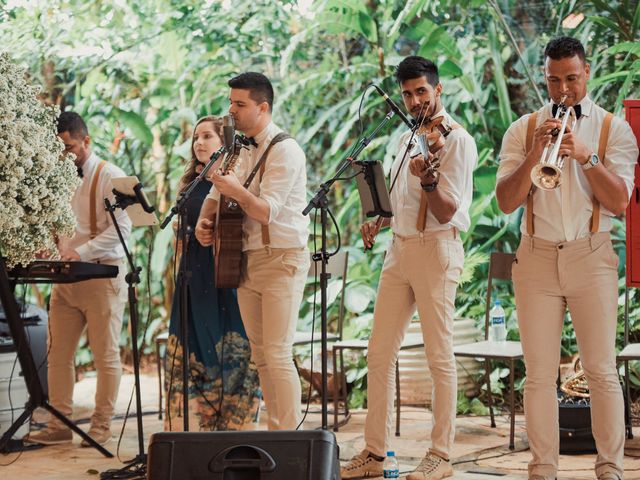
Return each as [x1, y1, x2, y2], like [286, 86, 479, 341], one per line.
[1, 0, 637, 410]
[457, 391, 490, 416]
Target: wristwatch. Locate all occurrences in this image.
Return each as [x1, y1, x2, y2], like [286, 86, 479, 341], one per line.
[421, 181, 438, 192]
[582, 153, 599, 171]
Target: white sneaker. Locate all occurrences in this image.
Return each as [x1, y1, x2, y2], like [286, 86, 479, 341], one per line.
[341, 450, 384, 479]
[80, 425, 112, 447]
[407, 453, 453, 480]
[23, 427, 72, 445]
[597, 473, 621, 480]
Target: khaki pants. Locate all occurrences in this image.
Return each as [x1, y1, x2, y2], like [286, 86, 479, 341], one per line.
[238, 247, 310, 430]
[513, 233, 624, 478]
[48, 260, 127, 429]
[364, 229, 464, 459]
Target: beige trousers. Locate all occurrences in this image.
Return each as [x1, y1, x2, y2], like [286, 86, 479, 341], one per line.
[48, 260, 127, 429]
[513, 233, 624, 478]
[238, 247, 310, 430]
[364, 229, 464, 459]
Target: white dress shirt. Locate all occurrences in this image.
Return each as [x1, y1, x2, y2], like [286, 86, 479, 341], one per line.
[207, 122, 309, 251]
[498, 96, 638, 242]
[390, 109, 477, 235]
[58, 153, 131, 261]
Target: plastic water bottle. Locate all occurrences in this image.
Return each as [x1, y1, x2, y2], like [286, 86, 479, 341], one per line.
[383, 451, 400, 478]
[489, 299, 507, 342]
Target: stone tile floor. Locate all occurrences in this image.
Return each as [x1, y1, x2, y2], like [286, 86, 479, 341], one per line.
[2, 373, 640, 479]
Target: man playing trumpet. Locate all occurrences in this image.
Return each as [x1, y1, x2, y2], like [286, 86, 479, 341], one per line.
[496, 37, 638, 480]
[341, 56, 477, 480]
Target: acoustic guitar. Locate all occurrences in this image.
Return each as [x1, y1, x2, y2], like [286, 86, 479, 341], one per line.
[214, 148, 244, 288]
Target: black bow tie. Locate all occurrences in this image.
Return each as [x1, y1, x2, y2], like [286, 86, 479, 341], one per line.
[552, 103, 582, 120]
[238, 135, 258, 148]
[77, 166, 84, 178]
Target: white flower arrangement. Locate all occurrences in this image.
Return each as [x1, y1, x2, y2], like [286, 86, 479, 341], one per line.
[0, 52, 80, 268]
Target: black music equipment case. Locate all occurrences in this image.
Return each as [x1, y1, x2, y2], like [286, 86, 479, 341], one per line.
[147, 429, 340, 480]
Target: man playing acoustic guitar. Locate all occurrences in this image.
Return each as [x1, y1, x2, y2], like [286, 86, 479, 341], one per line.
[195, 72, 310, 430]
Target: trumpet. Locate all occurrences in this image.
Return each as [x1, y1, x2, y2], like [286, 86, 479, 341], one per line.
[530, 95, 576, 190]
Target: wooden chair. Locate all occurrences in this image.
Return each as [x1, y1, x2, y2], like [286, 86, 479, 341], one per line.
[453, 251, 523, 450]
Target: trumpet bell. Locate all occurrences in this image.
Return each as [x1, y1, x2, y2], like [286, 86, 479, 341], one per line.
[531, 163, 562, 190]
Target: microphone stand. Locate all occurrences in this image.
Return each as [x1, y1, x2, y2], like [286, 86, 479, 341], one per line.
[159, 146, 225, 431]
[100, 196, 145, 479]
[302, 110, 396, 429]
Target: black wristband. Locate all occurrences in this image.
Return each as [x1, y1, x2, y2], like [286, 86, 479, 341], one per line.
[421, 181, 438, 192]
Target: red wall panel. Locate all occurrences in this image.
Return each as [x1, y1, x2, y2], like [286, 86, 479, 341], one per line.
[625, 100, 640, 287]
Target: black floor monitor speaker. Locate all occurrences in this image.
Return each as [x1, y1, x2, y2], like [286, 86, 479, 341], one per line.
[0, 303, 48, 396]
[147, 429, 340, 480]
[559, 401, 596, 454]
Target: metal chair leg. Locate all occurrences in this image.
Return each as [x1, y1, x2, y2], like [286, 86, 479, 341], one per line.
[395, 360, 401, 437]
[509, 359, 515, 449]
[156, 337, 163, 420]
[625, 360, 634, 439]
[341, 349, 349, 419]
[485, 358, 496, 428]
[333, 347, 339, 431]
[332, 347, 351, 431]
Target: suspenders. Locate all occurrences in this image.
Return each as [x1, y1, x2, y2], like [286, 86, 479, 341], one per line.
[524, 110, 614, 236]
[242, 132, 291, 246]
[89, 160, 107, 240]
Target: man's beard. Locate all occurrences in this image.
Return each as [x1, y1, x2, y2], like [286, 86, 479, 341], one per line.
[411, 103, 433, 127]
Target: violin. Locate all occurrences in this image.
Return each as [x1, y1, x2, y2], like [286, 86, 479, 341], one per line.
[362, 115, 451, 250]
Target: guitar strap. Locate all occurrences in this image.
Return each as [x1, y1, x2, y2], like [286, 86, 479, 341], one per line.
[242, 132, 291, 245]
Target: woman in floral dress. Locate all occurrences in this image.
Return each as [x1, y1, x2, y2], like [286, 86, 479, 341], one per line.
[164, 116, 260, 430]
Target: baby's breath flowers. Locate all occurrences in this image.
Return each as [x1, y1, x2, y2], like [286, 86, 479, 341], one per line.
[0, 53, 79, 267]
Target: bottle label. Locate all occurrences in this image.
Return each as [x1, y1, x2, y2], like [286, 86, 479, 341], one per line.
[383, 470, 400, 478]
[492, 315, 505, 325]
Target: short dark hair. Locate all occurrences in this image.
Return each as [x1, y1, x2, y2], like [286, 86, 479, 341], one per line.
[228, 72, 274, 111]
[544, 36, 586, 63]
[57, 111, 88, 139]
[395, 56, 439, 87]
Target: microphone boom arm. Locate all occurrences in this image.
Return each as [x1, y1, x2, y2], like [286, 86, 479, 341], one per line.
[303, 110, 395, 216]
[159, 146, 226, 229]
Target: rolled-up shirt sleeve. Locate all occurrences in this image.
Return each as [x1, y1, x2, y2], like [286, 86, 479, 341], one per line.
[497, 115, 528, 183]
[258, 140, 306, 224]
[606, 117, 638, 200]
[74, 169, 132, 261]
[437, 131, 477, 211]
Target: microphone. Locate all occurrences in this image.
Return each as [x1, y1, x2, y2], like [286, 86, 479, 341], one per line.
[223, 115, 235, 152]
[372, 84, 415, 130]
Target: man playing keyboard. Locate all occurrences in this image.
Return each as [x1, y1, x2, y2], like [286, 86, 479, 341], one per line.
[24, 112, 130, 448]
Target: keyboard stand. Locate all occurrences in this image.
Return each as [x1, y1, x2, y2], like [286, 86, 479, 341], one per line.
[0, 258, 113, 457]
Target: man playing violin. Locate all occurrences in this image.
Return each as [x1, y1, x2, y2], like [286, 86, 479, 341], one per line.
[341, 56, 477, 480]
[496, 37, 638, 480]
